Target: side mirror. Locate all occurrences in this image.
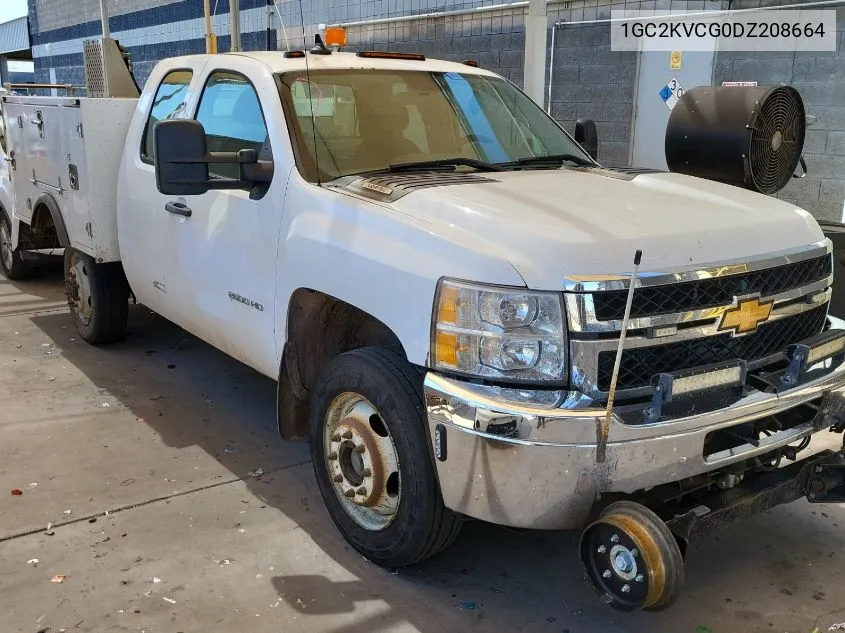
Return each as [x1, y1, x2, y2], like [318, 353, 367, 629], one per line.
[153, 119, 273, 196]
[574, 118, 598, 161]
[154, 119, 211, 196]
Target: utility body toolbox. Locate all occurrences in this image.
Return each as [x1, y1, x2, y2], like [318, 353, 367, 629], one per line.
[2, 95, 137, 262]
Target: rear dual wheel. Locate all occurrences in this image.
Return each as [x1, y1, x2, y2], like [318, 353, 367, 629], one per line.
[64, 249, 129, 344]
[0, 212, 29, 280]
[580, 501, 685, 611]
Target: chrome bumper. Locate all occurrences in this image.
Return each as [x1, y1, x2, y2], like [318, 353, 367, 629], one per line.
[424, 324, 845, 530]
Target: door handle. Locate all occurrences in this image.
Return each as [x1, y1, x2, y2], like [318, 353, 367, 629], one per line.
[165, 201, 192, 217]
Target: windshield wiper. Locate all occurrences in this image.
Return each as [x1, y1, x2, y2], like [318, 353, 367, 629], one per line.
[386, 157, 503, 172]
[501, 153, 596, 169]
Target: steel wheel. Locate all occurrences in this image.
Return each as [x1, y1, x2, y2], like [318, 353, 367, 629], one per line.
[580, 501, 685, 612]
[67, 250, 94, 327]
[323, 391, 401, 531]
[0, 216, 13, 272]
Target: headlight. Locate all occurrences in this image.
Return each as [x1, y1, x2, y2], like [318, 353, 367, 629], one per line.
[432, 279, 566, 383]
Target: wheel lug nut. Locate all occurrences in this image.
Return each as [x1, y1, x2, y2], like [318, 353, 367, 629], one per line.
[602, 570, 612, 579]
[333, 475, 343, 483]
[342, 431, 353, 440]
[354, 445, 366, 454]
[331, 433, 341, 442]
[328, 451, 338, 460]
[597, 545, 607, 554]
[635, 574, 644, 583]
[344, 488, 355, 498]
[610, 534, 620, 543]
[621, 584, 631, 593]
[363, 468, 372, 477]
[356, 487, 367, 496]
[631, 548, 638, 558]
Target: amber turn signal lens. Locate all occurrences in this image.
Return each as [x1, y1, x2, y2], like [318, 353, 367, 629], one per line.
[435, 331, 459, 366]
[437, 285, 459, 324]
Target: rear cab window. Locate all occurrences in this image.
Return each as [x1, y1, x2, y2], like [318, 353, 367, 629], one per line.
[141, 69, 193, 162]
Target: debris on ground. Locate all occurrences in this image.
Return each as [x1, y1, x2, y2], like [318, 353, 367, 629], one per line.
[458, 601, 476, 611]
[63, 510, 72, 515]
[28, 482, 38, 488]
[45, 522, 54, 536]
[88, 518, 97, 524]
[27, 559, 39, 566]
[10, 488, 23, 495]
[249, 468, 265, 480]
[102, 403, 110, 408]
[224, 446, 238, 454]
[148, 577, 162, 584]
[162, 597, 176, 604]
[829, 624, 845, 631]
[50, 575, 66, 583]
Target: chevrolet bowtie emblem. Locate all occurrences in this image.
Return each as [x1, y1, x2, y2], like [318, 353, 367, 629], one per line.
[718, 296, 773, 336]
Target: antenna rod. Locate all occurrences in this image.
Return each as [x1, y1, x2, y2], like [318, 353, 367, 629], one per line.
[596, 249, 642, 463]
[99, 0, 110, 38]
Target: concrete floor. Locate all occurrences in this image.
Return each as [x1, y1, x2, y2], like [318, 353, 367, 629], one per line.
[1, 261, 845, 633]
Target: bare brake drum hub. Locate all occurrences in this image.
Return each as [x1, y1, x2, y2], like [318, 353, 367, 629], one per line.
[324, 393, 401, 531]
[580, 502, 685, 612]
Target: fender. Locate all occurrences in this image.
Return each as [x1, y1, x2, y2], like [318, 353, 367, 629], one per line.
[274, 179, 527, 368]
[33, 193, 70, 248]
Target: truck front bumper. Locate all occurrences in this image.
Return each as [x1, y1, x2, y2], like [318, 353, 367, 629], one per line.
[424, 329, 845, 530]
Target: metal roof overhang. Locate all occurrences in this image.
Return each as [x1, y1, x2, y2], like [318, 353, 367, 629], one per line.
[0, 16, 32, 60]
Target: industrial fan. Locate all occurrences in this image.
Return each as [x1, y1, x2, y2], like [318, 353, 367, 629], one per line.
[665, 85, 806, 195]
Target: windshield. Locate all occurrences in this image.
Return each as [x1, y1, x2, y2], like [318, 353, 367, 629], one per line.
[277, 69, 593, 182]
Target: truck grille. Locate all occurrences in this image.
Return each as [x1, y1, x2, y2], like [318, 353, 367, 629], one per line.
[593, 254, 831, 321]
[596, 303, 829, 391]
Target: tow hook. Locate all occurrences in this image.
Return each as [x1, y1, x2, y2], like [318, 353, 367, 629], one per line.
[65, 270, 79, 307]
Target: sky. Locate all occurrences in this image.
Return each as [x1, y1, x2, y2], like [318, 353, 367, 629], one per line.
[0, 0, 32, 73]
[0, 0, 27, 24]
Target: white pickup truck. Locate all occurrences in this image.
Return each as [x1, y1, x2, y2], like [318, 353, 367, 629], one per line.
[3, 43, 845, 612]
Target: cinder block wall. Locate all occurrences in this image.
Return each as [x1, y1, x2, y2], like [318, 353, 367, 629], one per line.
[714, 2, 845, 221]
[26, 0, 845, 219]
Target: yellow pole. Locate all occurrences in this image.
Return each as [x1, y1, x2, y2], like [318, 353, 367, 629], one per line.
[203, 0, 217, 53]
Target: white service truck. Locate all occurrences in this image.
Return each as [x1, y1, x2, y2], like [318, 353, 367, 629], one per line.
[3, 40, 845, 612]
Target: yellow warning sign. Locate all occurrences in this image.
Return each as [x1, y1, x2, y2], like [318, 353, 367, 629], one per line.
[670, 51, 682, 70]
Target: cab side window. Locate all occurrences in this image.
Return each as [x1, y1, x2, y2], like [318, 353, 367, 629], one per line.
[195, 71, 269, 179]
[141, 69, 193, 162]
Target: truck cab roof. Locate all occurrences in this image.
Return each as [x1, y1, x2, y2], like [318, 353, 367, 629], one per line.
[159, 50, 499, 77]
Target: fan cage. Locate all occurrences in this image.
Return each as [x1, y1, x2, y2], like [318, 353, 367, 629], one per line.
[748, 86, 805, 195]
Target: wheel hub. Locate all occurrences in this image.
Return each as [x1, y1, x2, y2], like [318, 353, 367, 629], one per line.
[67, 254, 93, 326]
[0, 220, 13, 271]
[324, 393, 400, 531]
[581, 523, 649, 610]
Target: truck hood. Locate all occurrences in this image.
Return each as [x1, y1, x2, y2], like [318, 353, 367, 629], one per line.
[383, 168, 825, 290]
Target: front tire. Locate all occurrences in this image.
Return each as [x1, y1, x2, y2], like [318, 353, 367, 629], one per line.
[64, 248, 129, 344]
[0, 211, 29, 280]
[309, 347, 462, 567]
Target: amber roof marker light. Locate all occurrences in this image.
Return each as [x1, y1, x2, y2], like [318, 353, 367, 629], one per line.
[355, 51, 426, 61]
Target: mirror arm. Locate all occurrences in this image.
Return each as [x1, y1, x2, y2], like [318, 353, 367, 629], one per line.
[206, 149, 259, 164]
[242, 160, 274, 184]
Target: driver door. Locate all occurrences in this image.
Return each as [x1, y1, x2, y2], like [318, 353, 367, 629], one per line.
[156, 61, 284, 377]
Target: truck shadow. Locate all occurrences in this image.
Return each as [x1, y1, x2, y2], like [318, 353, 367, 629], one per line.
[0, 253, 66, 314]
[27, 303, 845, 633]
